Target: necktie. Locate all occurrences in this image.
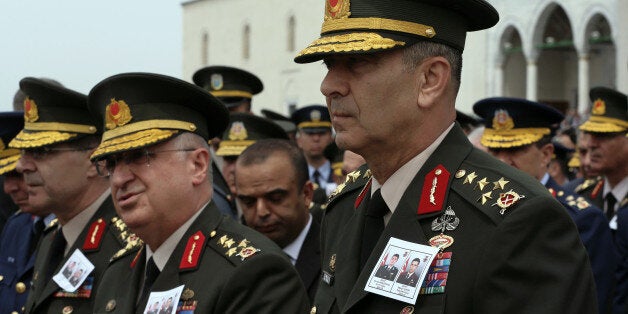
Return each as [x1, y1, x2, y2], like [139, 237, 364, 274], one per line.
[45, 228, 67, 282]
[313, 170, 322, 186]
[606, 193, 617, 221]
[139, 257, 160, 306]
[360, 189, 389, 269]
[29, 218, 45, 257]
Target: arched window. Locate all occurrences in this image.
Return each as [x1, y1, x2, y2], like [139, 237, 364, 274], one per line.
[243, 24, 251, 60]
[287, 16, 296, 52]
[202, 32, 209, 65]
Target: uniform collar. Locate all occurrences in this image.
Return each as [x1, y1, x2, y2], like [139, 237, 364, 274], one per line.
[61, 188, 111, 256]
[146, 202, 208, 271]
[604, 176, 628, 205]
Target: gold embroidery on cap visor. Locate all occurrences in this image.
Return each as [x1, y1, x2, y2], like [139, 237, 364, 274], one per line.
[91, 128, 179, 160]
[480, 127, 551, 148]
[0, 152, 20, 175]
[210, 90, 253, 99]
[298, 121, 333, 129]
[296, 32, 405, 58]
[215, 140, 256, 156]
[579, 116, 628, 133]
[9, 131, 79, 148]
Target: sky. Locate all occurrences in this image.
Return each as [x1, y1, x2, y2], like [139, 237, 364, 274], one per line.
[0, 1, 182, 111]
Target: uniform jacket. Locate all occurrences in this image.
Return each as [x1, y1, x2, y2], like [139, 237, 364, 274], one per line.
[0, 212, 40, 313]
[546, 176, 618, 314]
[92, 201, 310, 314]
[296, 217, 322, 302]
[374, 265, 398, 281]
[313, 125, 597, 314]
[24, 197, 126, 314]
[575, 177, 606, 210]
[611, 195, 628, 313]
[395, 271, 419, 287]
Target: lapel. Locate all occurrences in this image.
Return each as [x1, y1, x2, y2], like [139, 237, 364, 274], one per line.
[295, 218, 322, 292]
[343, 125, 473, 311]
[36, 198, 116, 307]
[28, 225, 56, 307]
[137, 203, 223, 311]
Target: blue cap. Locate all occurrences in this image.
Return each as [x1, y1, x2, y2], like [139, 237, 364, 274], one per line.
[291, 105, 332, 133]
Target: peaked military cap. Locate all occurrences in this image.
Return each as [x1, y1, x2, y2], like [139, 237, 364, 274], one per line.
[294, 0, 499, 63]
[216, 113, 288, 157]
[9, 78, 96, 149]
[324, 141, 344, 178]
[0, 112, 24, 175]
[261, 108, 297, 134]
[88, 72, 229, 160]
[473, 97, 564, 149]
[291, 105, 332, 133]
[192, 66, 263, 107]
[579, 87, 627, 133]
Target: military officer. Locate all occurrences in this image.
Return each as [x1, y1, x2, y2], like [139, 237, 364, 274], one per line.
[235, 138, 322, 302]
[473, 97, 617, 313]
[216, 113, 289, 220]
[87, 72, 309, 313]
[10, 78, 128, 314]
[294, 0, 596, 313]
[575, 87, 627, 222]
[192, 65, 263, 114]
[0, 111, 55, 313]
[291, 105, 335, 198]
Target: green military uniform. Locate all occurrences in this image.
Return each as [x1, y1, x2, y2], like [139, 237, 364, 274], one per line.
[315, 126, 595, 314]
[9, 78, 127, 314]
[86, 72, 309, 313]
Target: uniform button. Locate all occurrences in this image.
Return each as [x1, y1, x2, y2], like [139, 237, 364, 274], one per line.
[15, 282, 26, 294]
[62, 305, 73, 314]
[310, 306, 317, 314]
[11, 311, 18, 314]
[0, 275, 4, 281]
[105, 300, 116, 312]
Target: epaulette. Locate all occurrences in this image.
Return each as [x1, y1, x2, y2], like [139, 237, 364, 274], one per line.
[575, 177, 601, 193]
[206, 229, 260, 266]
[44, 218, 59, 232]
[327, 165, 372, 206]
[109, 216, 143, 262]
[550, 187, 591, 211]
[450, 166, 532, 223]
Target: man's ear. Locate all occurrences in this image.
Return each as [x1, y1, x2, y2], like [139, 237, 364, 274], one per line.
[190, 148, 210, 185]
[541, 143, 555, 168]
[416, 56, 451, 109]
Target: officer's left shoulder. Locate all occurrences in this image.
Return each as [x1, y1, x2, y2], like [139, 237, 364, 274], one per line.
[109, 216, 143, 262]
[326, 164, 371, 209]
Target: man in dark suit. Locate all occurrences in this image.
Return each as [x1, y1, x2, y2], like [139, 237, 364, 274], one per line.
[374, 253, 399, 281]
[88, 73, 309, 313]
[395, 258, 420, 287]
[11, 78, 128, 314]
[235, 138, 321, 302]
[294, 0, 596, 313]
[474, 97, 617, 313]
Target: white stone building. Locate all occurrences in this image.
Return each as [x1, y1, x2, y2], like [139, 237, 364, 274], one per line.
[182, 0, 627, 118]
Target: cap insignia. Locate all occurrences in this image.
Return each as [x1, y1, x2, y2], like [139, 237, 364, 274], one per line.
[105, 98, 132, 130]
[24, 97, 39, 123]
[310, 110, 322, 122]
[492, 109, 514, 131]
[592, 98, 605, 115]
[228, 121, 248, 141]
[210, 73, 223, 91]
[325, 0, 350, 20]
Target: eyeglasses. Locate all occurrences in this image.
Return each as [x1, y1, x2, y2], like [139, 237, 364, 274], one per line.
[94, 148, 196, 177]
[20, 146, 95, 160]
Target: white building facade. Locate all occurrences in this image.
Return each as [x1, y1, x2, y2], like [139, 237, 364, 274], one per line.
[182, 0, 627, 117]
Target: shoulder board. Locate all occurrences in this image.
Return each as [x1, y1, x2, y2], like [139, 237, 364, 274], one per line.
[450, 162, 541, 224]
[620, 196, 628, 208]
[109, 216, 143, 262]
[44, 218, 59, 232]
[553, 188, 592, 212]
[575, 177, 601, 193]
[206, 229, 261, 266]
[326, 164, 371, 207]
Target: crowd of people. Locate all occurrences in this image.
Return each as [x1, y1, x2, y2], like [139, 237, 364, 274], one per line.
[0, 0, 626, 313]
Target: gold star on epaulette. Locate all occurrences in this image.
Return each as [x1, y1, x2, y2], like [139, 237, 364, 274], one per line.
[476, 178, 489, 191]
[478, 191, 492, 205]
[223, 238, 235, 248]
[47, 218, 59, 229]
[226, 247, 237, 257]
[238, 239, 249, 248]
[363, 169, 372, 178]
[576, 179, 595, 192]
[346, 170, 361, 183]
[219, 235, 229, 246]
[463, 172, 477, 184]
[566, 195, 575, 201]
[493, 177, 509, 190]
[557, 191, 564, 197]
